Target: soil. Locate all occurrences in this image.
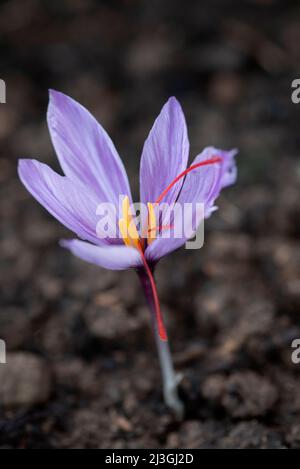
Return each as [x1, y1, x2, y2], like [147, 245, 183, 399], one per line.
[1, 0, 300, 449]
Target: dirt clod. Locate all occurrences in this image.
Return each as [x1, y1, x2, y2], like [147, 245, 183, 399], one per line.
[0, 353, 52, 408]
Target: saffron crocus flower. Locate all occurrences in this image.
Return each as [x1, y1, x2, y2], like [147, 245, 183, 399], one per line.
[18, 91, 237, 418]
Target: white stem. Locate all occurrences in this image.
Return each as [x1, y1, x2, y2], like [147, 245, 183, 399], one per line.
[154, 328, 184, 420]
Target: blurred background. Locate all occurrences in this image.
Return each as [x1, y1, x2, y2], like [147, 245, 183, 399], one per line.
[0, 0, 300, 449]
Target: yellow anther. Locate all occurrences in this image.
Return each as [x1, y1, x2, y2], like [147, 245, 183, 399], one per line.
[119, 196, 140, 249]
[147, 202, 157, 245]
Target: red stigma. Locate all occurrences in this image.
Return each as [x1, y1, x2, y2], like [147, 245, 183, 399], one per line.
[155, 156, 222, 204]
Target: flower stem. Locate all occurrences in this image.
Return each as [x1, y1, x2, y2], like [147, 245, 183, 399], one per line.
[138, 269, 184, 420]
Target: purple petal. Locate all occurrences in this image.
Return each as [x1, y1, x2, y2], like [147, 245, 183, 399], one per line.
[140, 97, 189, 205]
[179, 147, 238, 219]
[145, 163, 221, 262]
[178, 153, 223, 218]
[60, 239, 142, 270]
[47, 90, 132, 205]
[18, 159, 111, 245]
[194, 146, 238, 189]
[145, 147, 237, 262]
[145, 218, 190, 264]
[219, 148, 238, 188]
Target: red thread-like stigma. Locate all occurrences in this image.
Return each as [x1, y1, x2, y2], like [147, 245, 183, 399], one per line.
[155, 156, 222, 204]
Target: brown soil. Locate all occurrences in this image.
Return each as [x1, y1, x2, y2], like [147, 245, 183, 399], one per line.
[0, 0, 300, 449]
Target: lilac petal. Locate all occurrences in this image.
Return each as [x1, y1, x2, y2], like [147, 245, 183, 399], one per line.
[145, 146, 237, 263]
[145, 163, 221, 263]
[194, 146, 238, 189]
[178, 147, 238, 219]
[18, 159, 112, 246]
[178, 155, 223, 218]
[144, 216, 189, 264]
[219, 148, 238, 188]
[47, 90, 132, 205]
[60, 239, 142, 270]
[140, 97, 189, 205]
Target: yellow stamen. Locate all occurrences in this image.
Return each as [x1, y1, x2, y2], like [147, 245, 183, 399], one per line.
[119, 196, 140, 249]
[147, 202, 157, 245]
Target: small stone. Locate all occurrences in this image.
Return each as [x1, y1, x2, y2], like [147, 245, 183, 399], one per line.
[0, 353, 52, 407]
[115, 415, 133, 433]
